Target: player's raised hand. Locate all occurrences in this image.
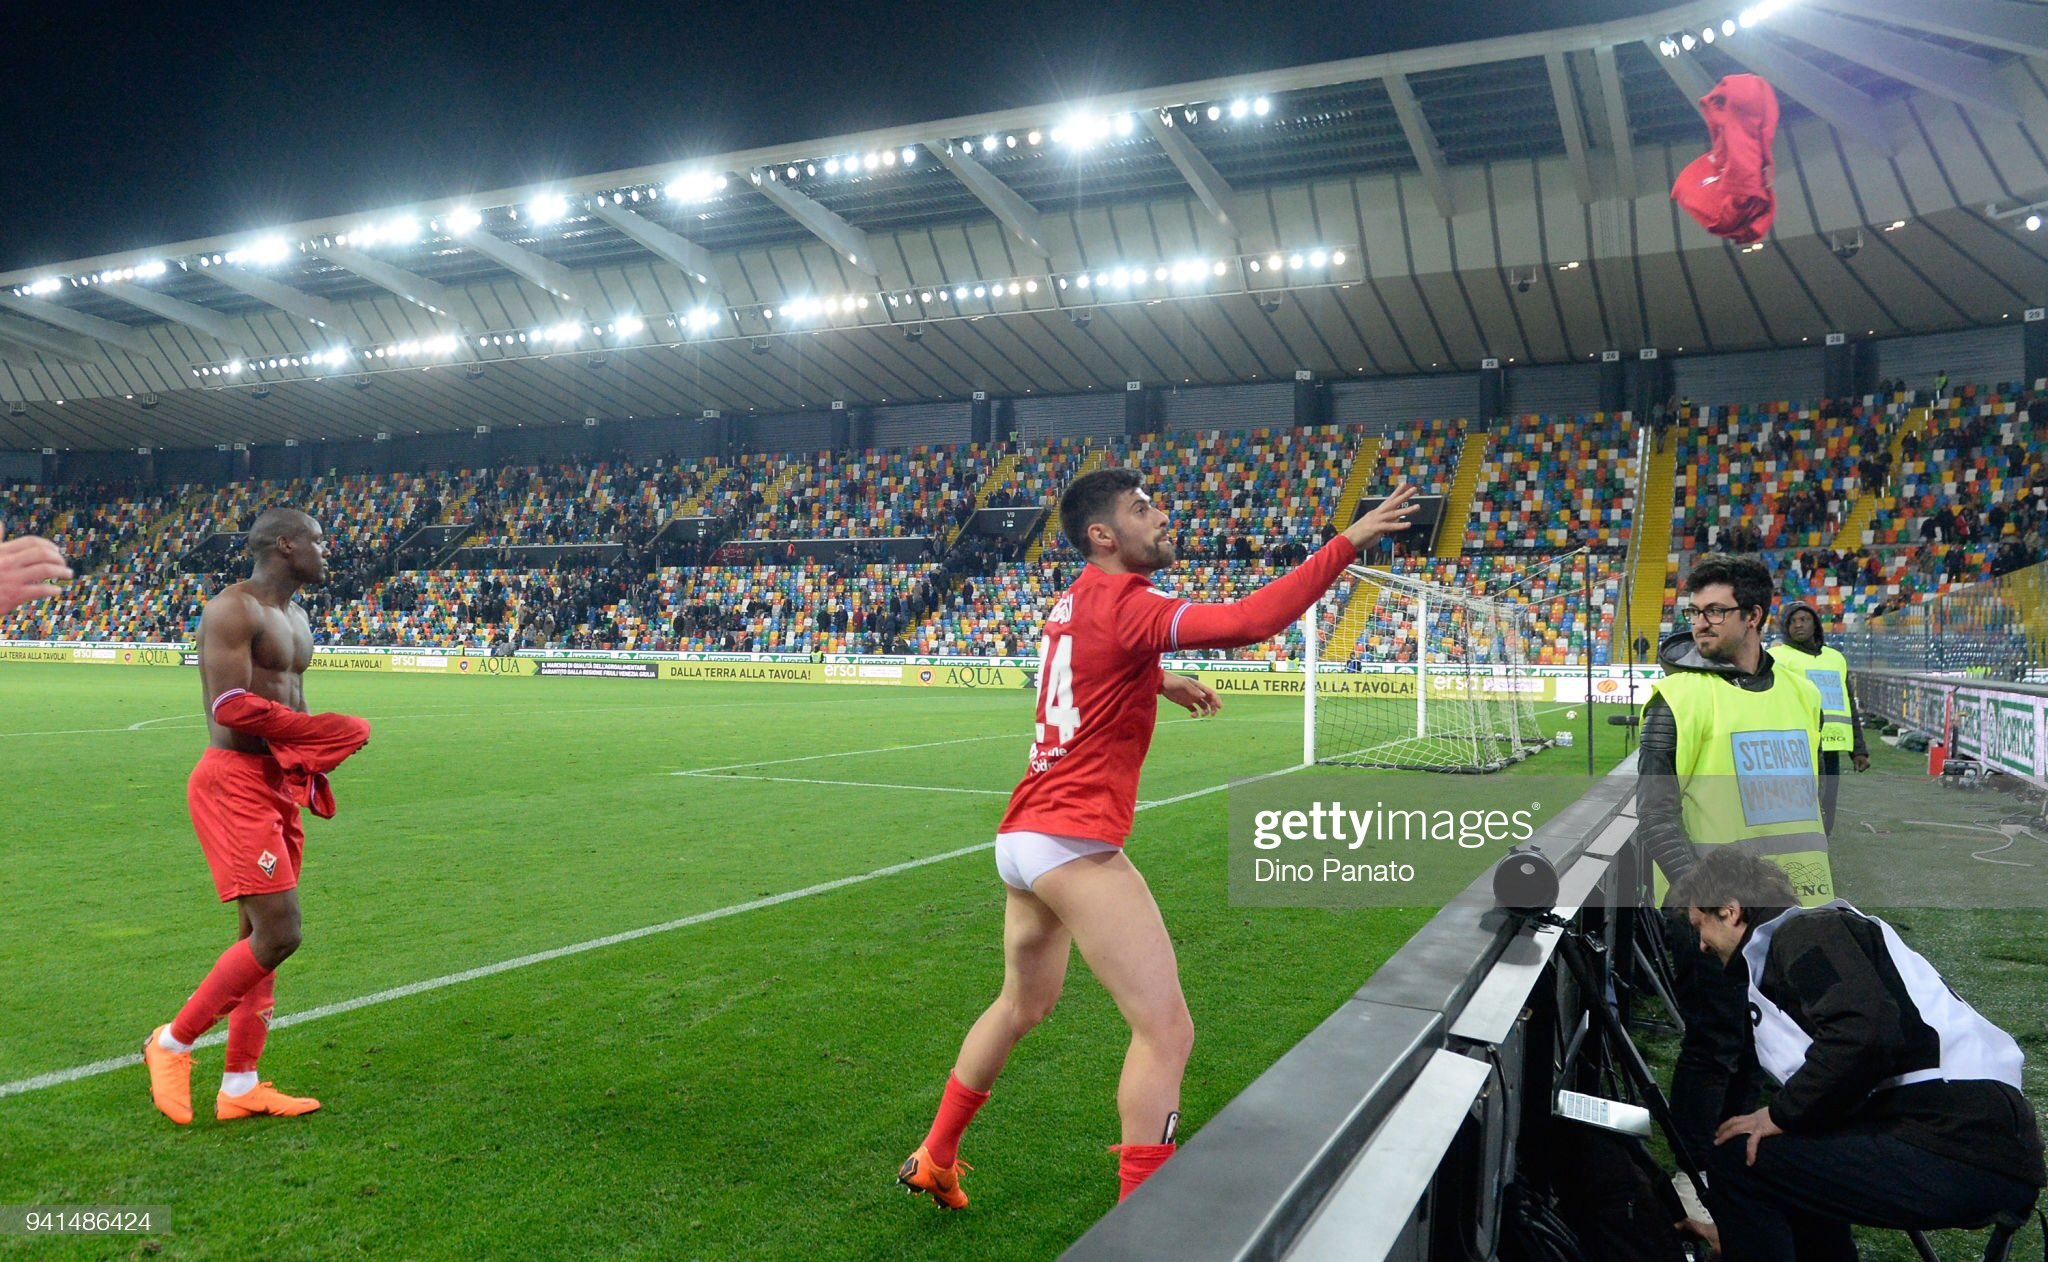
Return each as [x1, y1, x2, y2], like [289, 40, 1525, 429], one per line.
[0, 525, 71, 616]
[1342, 484, 1421, 549]
[1160, 672, 1221, 718]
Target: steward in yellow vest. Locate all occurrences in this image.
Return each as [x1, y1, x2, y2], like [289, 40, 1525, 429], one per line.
[1768, 600, 1870, 836]
[1636, 554, 1832, 1165]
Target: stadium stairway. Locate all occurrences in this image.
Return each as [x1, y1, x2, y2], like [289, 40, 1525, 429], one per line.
[1330, 435, 1384, 528]
[1025, 446, 1106, 562]
[1324, 574, 1383, 662]
[1432, 428, 1489, 559]
[679, 465, 734, 516]
[1619, 432, 1677, 659]
[1830, 405, 1928, 551]
[953, 450, 1021, 547]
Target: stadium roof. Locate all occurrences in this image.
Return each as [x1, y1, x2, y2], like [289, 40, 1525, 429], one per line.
[3, 0, 2047, 450]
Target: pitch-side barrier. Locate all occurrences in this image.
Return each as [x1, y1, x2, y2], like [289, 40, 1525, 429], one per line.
[1063, 754, 1645, 1261]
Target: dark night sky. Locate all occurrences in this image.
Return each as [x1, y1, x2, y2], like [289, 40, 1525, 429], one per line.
[1, 1, 1672, 273]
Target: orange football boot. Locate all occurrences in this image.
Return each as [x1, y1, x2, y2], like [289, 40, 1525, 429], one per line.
[216, 1082, 321, 1120]
[898, 1144, 971, 1210]
[142, 1025, 193, 1126]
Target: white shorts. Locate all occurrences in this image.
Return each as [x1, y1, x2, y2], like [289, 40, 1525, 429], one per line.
[994, 830, 1120, 891]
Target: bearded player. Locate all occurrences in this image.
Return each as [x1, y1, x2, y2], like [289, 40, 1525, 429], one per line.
[143, 508, 371, 1124]
[899, 470, 1418, 1206]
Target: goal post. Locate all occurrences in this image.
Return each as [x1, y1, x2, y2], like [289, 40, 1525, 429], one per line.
[1302, 564, 1547, 773]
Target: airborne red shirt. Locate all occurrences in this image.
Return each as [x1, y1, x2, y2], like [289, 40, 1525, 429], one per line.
[998, 537, 1358, 845]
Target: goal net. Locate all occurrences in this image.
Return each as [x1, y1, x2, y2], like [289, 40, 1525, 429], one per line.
[1303, 564, 1547, 773]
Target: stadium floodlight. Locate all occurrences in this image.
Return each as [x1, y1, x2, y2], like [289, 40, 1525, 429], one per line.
[918, 290, 933, 303]
[862, 152, 880, 170]
[545, 322, 581, 343]
[1681, 32, 1696, 49]
[1253, 96, 1271, 116]
[1206, 105, 1222, 121]
[686, 308, 720, 330]
[1248, 260, 1262, 272]
[528, 194, 571, 224]
[1289, 253, 1306, 270]
[1213, 260, 1229, 276]
[882, 150, 897, 167]
[1722, 18, 1736, 35]
[1229, 99, 1248, 119]
[226, 360, 244, 374]
[901, 146, 918, 164]
[2028, 215, 2043, 232]
[824, 158, 841, 175]
[615, 314, 646, 335]
[1075, 274, 1091, 289]
[973, 284, 988, 298]
[448, 208, 484, 235]
[1025, 279, 1039, 293]
[1266, 253, 1284, 271]
[1331, 250, 1348, 265]
[982, 136, 999, 153]
[1026, 130, 1042, 145]
[666, 171, 727, 201]
[24, 277, 60, 296]
[1309, 249, 1328, 267]
[1701, 25, 1715, 43]
[242, 236, 291, 265]
[134, 260, 166, 278]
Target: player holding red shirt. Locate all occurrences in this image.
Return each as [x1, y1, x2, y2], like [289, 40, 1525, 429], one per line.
[142, 508, 371, 1125]
[900, 469, 1417, 1206]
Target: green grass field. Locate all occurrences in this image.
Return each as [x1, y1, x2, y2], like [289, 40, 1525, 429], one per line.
[2, 664, 2037, 1261]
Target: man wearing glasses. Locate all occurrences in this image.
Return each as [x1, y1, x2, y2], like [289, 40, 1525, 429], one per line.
[1637, 553, 1831, 1178]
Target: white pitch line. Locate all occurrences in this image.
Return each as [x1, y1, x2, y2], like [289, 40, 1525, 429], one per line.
[675, 732, 1016, 774]
[674, 771, 1009, 796]
[0, 761, 1304, 1103]
[127, 713, 202, 732]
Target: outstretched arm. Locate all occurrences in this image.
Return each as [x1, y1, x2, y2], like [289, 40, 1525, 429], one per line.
[0, 527, 71, 616]
[1141, 487, 1421, 653]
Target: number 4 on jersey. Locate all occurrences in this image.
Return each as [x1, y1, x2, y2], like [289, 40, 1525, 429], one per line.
[1036, 634, 1081, 744]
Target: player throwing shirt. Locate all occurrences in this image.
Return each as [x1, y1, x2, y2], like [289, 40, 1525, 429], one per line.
[143, 509, 371, 1125]
[900, 470, 1418, 1207]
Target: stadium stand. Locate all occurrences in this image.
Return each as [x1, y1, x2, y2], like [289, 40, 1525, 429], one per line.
[3, 389, 2041, 655]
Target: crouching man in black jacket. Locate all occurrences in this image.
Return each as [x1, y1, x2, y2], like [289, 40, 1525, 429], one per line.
[1672, 847, 2044, 1260]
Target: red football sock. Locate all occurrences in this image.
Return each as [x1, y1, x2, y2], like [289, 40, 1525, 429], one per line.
[922, 1072, 991, 1168]
[223, 971, 277, 1073]
[1112, 1142, 1177, 1201]
[170, 939, 270, 1047]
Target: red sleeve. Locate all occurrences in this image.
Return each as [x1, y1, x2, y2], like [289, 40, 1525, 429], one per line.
[211, 689, 372, 776]
[1117, 536, 1359, 655]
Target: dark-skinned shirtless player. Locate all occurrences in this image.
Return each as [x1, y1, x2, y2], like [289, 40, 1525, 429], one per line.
[143, 508, 371, 1124]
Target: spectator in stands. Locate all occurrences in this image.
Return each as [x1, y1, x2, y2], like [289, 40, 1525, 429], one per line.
[1670, 847, 2043, 1260]
[1637, 554, 1831, 1171]
[0, 526, 71, 615]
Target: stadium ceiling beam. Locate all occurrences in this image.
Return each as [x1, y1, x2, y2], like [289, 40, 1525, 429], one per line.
[1803, 0, 2048, 61]
[1138, 114, 1242, 239]
[1383, 73, 1456, 218]
[0, 313, 99, 363]
[1544, 52, 1596, 204]
[0, 294, 154, 356]
[585, 203, 730, 304]
[928, 144, 1056, 261]
[449, 227, 581, 304]
[1592, 46, 1639, 202]
[1770, 8, 2021, 123]
[1710, 32, 1902, 155]
[746, 170, 880, 278]
[98, 282, 246, 351]
[313, 246, 461, 319]
[203, 265, 347, 330]
[1643, 37, 1718, 104]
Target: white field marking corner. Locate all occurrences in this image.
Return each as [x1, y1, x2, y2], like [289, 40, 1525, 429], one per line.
[0, 763, 1302, 1102]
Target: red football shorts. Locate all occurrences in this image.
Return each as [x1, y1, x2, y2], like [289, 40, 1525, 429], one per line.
[188, 748, 305, 902]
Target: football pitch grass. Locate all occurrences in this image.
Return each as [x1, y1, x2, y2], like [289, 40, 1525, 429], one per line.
[0, 663, 2038, 1260]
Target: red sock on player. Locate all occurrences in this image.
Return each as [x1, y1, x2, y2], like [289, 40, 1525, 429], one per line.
[170, 939, 271, 1047]
[1110, 1142, 1177, 1201]
[223, 971, 276, 1073]
[922, 1072, 991, 1168]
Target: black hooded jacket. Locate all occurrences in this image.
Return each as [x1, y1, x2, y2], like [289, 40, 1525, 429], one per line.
[1770, 599, 1869, 759]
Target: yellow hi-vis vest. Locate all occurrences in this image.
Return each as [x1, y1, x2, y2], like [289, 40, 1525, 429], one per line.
[1648, 666, 1834, 906]
[1768, 642, 1855, 752]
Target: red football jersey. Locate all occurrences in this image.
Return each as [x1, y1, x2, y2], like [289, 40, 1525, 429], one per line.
[998, 537, 1358, 845]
